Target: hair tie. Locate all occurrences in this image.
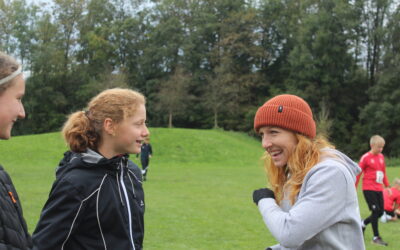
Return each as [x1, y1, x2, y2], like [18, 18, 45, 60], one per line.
[0, 65, 22, 85]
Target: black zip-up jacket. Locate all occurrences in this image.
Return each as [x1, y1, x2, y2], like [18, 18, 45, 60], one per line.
[32, 149, 145, 250]
[0, 165, 32, 250]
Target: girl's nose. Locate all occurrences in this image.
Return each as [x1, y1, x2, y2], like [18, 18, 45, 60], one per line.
[143, 124, 150, 137]
[18, 103, 25, 119]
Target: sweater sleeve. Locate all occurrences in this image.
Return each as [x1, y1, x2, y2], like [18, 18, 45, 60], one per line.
[258, 164, 349, 248]
[355, 171, 362, 188]
[32, 178, 86, 250]
[268, 243, 281, 249]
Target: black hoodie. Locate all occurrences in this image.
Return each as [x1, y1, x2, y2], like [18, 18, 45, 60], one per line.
[32, 149, 145, 250]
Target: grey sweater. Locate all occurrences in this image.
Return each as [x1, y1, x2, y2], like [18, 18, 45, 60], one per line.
[258, 149, 365, 250]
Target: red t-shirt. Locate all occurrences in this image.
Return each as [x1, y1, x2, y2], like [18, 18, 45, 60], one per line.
[355, 152, 389, 191]
[383, 187, 400, 211]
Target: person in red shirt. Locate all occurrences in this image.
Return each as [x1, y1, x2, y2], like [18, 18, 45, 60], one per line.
[381, 178, 400, 222]
[356, 135, 390, 246]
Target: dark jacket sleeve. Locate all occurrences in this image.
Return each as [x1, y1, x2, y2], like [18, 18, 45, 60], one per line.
[32, 178, 85, 250]
[149, 144, 153, 155]
[0, 165, 32, 250]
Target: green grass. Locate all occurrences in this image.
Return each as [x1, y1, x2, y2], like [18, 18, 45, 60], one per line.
[0, 128, 399, 249]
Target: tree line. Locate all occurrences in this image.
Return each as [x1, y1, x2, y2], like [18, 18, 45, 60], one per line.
[1, 0, 399, 158]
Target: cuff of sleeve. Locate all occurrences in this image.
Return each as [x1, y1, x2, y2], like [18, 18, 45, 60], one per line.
[258, 197, 276, 208]
[268, 243, 281, 250]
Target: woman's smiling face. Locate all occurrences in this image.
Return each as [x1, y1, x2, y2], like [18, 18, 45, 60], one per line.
[259, 126, 298, 168]
[0, 75, 25, 139]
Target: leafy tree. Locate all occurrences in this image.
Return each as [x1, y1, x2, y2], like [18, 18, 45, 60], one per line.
[4, 0, 400, 158]
[51, 0, 85, 73]
[282, 0, 368, 153]
[358, 5, 400, 156]
[155, 66, 191, 127]
[76, 0, 117, 73]
[363, 0, 392, 86]
[0, 0, 16, 53]
[1, 0, 36, 64]
[205, 1, 263, 130]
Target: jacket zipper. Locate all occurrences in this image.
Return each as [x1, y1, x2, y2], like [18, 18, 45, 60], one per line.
[119, 160, 136, 250]
[116, 172, 125, 207]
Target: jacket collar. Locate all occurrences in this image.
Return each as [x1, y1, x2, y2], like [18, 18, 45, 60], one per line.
[81, 148, 129, 168]
[56, 149, 129, 178]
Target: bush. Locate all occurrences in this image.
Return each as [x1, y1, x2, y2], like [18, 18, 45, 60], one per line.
[385, 157, 400, 167]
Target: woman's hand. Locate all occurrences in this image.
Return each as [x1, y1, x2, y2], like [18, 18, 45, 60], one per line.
[253, 188, 275, 205]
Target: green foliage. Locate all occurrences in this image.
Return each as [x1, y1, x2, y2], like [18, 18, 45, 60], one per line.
[385, 157, 400, 167]
[155, 67, 192, 127]
[283, 0, 366, 153]
[2, 0, 400, 156]
[357, 5, 400, 157]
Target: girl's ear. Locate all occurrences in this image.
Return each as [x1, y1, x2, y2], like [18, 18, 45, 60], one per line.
[103, 118, 116, 136]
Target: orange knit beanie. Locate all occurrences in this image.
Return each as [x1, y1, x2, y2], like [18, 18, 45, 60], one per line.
[254, 94, 316, 139]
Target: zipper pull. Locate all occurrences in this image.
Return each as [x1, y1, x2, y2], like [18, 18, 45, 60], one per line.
[8, 191, 17, 204]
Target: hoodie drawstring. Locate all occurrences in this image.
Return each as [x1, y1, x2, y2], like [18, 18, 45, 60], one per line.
[127, 173, 136, 198]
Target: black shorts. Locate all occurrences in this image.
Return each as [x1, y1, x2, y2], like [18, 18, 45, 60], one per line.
[363, 190, 384, 212]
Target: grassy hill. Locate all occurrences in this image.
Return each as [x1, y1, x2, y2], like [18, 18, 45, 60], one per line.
[0, 128, 399, 249]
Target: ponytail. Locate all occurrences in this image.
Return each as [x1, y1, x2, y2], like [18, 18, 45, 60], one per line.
[62, 111, 100, 152]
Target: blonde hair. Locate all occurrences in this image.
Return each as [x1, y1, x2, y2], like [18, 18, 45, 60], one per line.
[370, 135, 385, 145]
[62, 88, 145, 152]
[263, 134, 334, 204]
[393, 178, 400, 187]
[0, 51, 20, 95]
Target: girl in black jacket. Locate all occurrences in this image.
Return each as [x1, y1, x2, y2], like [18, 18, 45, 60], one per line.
[32, 88, 149, 250]
[0, 51, 32, 249]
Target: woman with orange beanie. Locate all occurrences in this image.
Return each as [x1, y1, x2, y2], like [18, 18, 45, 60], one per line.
[252, 94, 365, 250]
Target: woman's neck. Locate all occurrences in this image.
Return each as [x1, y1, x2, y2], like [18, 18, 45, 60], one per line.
[97, 143, 119, 159]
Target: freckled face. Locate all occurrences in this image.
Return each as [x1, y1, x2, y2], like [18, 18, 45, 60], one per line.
[0, 75, 26, 139]
[259, 126, 298, 168]
[112, 104, 149, 155]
